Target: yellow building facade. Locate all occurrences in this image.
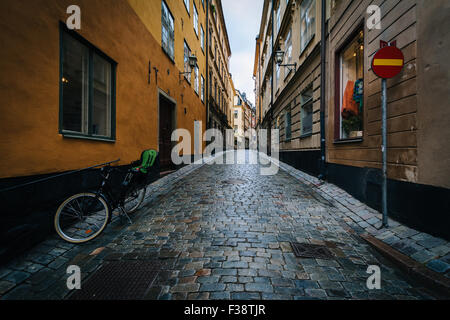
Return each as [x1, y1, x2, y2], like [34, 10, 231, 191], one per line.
[0, 0, 207, 179]
[0, 0, 209, 259]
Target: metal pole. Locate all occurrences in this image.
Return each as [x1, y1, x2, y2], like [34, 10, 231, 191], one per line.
[381, 78, 389, 228]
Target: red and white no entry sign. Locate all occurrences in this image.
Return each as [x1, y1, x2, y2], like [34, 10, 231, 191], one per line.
[372, 45, 404, 79]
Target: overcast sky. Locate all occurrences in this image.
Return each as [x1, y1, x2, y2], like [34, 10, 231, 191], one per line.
[222, 0, 264, 106]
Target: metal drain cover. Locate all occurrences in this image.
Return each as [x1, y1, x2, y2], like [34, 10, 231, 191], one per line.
[291, 242, 334, 260]
[70, 260, 160, 300]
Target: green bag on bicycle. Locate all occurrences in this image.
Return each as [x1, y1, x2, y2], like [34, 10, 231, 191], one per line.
[132, 149, 157, 174]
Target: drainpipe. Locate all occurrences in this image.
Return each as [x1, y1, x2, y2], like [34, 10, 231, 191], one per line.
[319, 0, 327, 180]
[206, 0, 210, 130]
[269, 0, 274, 153]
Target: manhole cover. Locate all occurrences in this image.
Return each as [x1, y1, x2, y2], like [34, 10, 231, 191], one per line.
[69, 260, 160, 300]
[221, 179, 246, 185]
[290, 242, 334, 260]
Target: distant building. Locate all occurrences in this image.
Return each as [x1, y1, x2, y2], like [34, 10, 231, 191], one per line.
[233, 90, 254, 148]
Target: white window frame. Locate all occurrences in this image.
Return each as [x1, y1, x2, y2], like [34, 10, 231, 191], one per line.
[300, 0, 316, 53]
[193, 2, 198, 35]
[161, 1, 175, 60]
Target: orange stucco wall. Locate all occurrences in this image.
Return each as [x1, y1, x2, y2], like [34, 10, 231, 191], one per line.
[0, 0, 206, 179]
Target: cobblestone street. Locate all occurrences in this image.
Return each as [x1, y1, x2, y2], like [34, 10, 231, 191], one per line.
[0, 152, 442, 300]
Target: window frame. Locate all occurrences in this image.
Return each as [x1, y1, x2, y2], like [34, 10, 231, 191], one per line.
[300, 0, 316, 54]
[200, 24, 205, 52]
[59, 23, 116, 142]
[193, 2, 198, 36]
[201, 75, 205, 102]
[284, 108, 292, 142]
[300, 86, 314, 138]
[184, 40, 191, 83]
[161, 0, 175, 61]
[194, 66, 199, 94]
[184, 0, 190, 15]
[334, 25, 365, 143]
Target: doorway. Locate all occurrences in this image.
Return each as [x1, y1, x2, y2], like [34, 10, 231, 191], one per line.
[159, 93, 176, 172]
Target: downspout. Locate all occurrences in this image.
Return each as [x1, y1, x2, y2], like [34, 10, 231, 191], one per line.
[270, 0, 274, 153]
[206, 0, 210, 129]
[319, 0, 327, 180]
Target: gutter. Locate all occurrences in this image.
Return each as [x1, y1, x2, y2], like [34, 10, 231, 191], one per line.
[206, 0, 210, 129]
[319, 0, 327, 180]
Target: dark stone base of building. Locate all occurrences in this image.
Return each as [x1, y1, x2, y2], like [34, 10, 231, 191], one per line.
[0, 158, 160, 265]
[279, 150, 321, 177]
[326, 163, 450, 242]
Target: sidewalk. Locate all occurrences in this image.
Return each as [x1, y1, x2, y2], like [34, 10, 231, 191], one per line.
[275, 160, 450, 280]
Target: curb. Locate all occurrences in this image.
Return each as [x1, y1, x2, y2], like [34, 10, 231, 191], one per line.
[361, 233, 450, 299]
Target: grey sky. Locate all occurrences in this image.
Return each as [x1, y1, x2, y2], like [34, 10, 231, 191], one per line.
[222, 0, 264, 106]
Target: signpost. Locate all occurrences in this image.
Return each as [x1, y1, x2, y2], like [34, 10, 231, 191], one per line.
[372, 41, 405, 228]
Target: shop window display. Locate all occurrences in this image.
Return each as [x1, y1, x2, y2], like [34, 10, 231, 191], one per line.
[339, 30, 364, 139]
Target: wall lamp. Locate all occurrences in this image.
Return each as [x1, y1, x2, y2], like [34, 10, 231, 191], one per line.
[179, 55, 198, 84]
[275, 48, 297, 73]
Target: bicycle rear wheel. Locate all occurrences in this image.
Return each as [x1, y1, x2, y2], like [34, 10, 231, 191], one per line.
[123, 187, 146, 214]
[55, 193, 110, 243]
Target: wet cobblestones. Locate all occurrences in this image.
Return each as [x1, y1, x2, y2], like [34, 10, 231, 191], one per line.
[0, 151, 441, 300]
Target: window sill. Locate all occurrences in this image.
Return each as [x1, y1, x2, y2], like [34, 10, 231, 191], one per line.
[62, 133, 116, 143]
[333, 138, 363, 145]
[300, 133, 313, 139]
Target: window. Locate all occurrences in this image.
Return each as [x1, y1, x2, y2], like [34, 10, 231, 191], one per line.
[162, 1, 175, 60]
[234, 110, 238, 119]
[184, 0, 189, 14]
[337, 30, 364, 139]
[300, 86, 313, 136]
[184, 40, 191, 82]
[300, 0, 316, 52]
[285, 28, 292, 65]
[60, 27, 115, 140]
[194, 66, 199, 94]
[285, 109, 292, 141]
[276, 64, 280, 88]
[276, 5, 281, 34]
[201, 75, 205, 102]
[193, 3, 198, 35]
[200, 25, 205, 51]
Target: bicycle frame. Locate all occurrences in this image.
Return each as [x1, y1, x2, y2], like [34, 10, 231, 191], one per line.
[93, 166, 138, 222]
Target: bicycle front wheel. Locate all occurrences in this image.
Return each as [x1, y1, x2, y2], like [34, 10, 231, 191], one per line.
[123, 187, 146, 214]
[55, 193, 110, 243]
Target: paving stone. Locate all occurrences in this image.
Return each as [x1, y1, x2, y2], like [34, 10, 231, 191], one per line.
[0, 151, 439, 300]
[199, 283, 226, 292]
[294, 280, 319, 289]
[4, 271, 30, 285]
[231, 292, 260, 300]
[426, 260, 450, 273]
[197, 276, 220, 284]
[226, 283, 244, 292]
[304, 288, 327, 298]
[170, 283, 200, 293]
[245, 283, 273, 293]
[0, 280, 15, 295]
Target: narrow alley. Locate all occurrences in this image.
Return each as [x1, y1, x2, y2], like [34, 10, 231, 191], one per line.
[0, 151, 441, 300]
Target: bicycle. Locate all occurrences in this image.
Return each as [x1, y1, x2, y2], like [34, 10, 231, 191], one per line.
[54, 150, 158, 243]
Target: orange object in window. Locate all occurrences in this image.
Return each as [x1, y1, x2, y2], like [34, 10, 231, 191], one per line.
[341, 80, 359, 119]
